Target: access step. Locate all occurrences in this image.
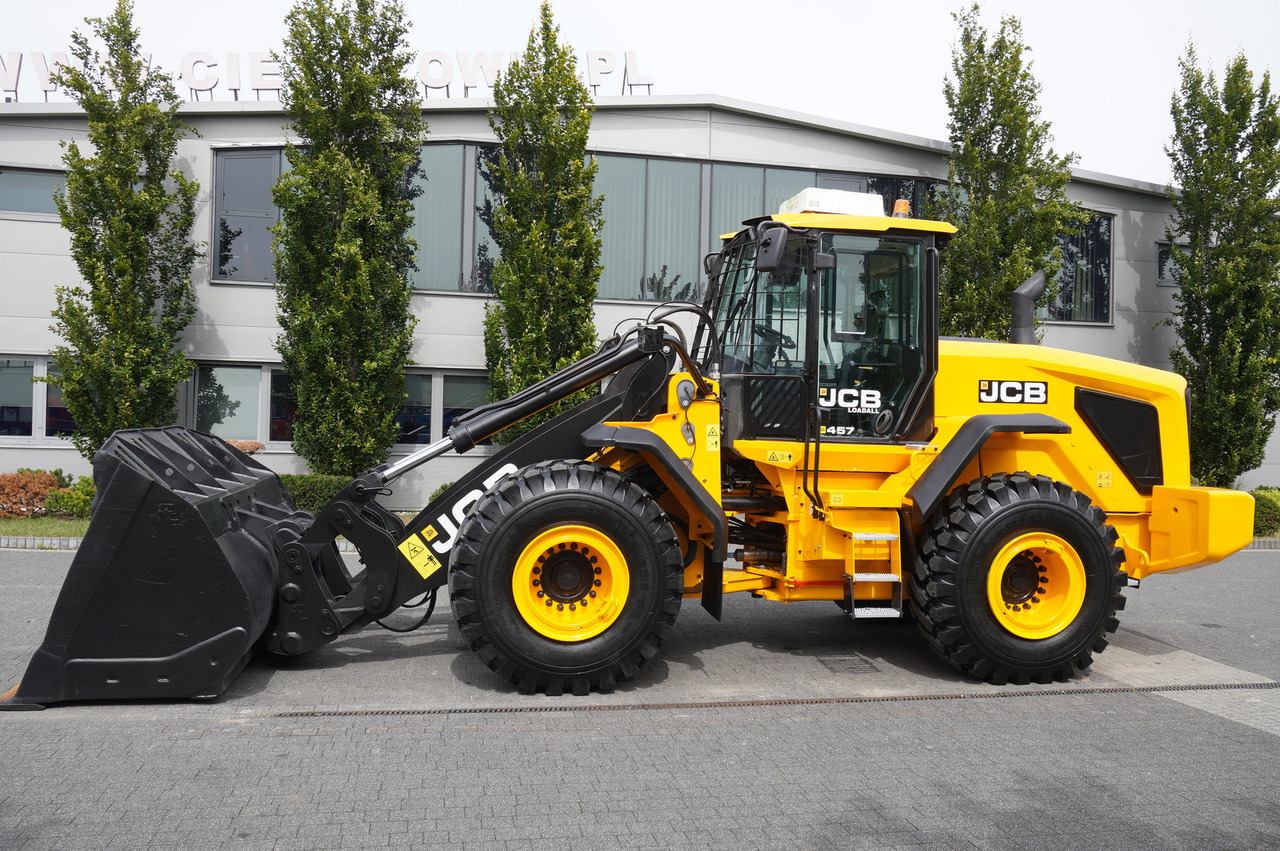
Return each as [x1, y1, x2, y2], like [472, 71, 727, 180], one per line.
[842, 570, 904, 619]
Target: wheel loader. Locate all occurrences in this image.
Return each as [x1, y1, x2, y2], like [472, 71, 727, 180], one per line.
[2, 187, 1255, 708]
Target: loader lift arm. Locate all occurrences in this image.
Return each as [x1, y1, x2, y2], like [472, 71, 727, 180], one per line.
[260, 324, 703, 658]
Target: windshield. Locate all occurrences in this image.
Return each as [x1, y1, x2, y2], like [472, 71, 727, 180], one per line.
[710, 230, 807, 375]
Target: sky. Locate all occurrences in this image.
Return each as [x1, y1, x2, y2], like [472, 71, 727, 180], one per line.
[5, 0, 1280, 186]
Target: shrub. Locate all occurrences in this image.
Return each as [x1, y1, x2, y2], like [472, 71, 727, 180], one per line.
[279, 473, 350, 516]
[428, 481, 454, 502]
[21, 467, 73, 489]
[0, 470, 59, 518]
[45, 476, 97, 519]
[1251, 487, 1280, 537]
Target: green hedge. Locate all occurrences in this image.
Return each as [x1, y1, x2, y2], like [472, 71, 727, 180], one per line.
[1252, 487, 1280, 538]
[45, 476, 96, 519]
[279, 473, 350, 516]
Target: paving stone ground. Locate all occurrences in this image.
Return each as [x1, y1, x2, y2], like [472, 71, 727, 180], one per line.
[2, 549, 1278, 850]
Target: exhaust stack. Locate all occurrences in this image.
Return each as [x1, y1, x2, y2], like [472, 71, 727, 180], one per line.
[1009, 271, 1046, 345]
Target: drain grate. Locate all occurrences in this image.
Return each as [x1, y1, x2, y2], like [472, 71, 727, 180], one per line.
[817, 653, 881, 675]
[264, 680, 1280, 718]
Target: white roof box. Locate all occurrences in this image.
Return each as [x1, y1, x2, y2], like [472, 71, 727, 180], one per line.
[778, 187, 887, 217]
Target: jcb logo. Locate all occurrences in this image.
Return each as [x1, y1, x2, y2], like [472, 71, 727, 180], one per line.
[979, 380, 1048, 404]
[425, 463, 519, 554]
[818, 387, 882, 413]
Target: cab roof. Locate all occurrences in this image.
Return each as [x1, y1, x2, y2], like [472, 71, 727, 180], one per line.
[770, 212, 957, 235]
[724, 212, 957, 241]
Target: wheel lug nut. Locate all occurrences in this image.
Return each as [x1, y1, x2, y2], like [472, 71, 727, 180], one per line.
[537, 591, 545, 598]
[557, 604, 564, 611]
[594, 567, 602, 575]
[545, 600, 552, 607]
[532, 579, 540, 587]
[569, 604, 576, 611]
[589, 590, 597, 598]
[593, 579, 601, 587]
[1037, 587, 1046, 594]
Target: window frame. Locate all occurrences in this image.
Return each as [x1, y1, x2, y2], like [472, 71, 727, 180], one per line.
[1044, 210, 1115, 326]
[211, 147, 285, 285]
[0, 356, 79, 445]
[0, 164, 65, 222]
[1156, 241, 1186, 287]
[187, 362, 493, 453]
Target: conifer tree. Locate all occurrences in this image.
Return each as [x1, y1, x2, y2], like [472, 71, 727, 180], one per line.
[48, 0, 200, 459]
[273, 0, 426, 476]
[483, 1, 603, 443]
[1166, 47, 1280, 487]
[933, 4, 1085, 340]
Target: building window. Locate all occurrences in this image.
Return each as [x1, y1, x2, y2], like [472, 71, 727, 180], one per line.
[207, 144, 946, 303]
[0, 167, 63, 218]
[45, 366, 77, 437]
[0, 357, 79, 441]
[442, 374, 488, 435]
[865, 176, 945, 220]
[595, 155, 702, 301]
[195, 365, 262, 440]
[711, 164, 817, 244]
[192, 364, 487, 449]
[398, 372, 490, 446]
[398, 373, 433, 444]
[1157, 242, 1185, 287]
[269, 370, 297, 441]
[409, 144, 466, 291]
[0, 360, 34, 436]
[1048, 212, 1112, 323]
[214, 149, 283, 283]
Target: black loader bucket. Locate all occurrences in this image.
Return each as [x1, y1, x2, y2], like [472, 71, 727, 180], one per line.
[2, 428, 305, 709]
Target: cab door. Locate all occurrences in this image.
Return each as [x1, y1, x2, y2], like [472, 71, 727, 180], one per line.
[814, 233, 936, 442]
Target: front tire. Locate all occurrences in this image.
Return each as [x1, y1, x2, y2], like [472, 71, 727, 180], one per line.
[909, 473, 1127, 684]
[449, 460, 684, 695]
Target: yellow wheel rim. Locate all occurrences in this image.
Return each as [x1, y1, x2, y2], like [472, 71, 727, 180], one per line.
[987, 532, 1087, 640]
[511, 526, 630, 642]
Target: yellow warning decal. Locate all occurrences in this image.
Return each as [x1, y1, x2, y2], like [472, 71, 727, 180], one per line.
[766, 450, 794, 464]
[705, 424, 721, 452]
[397, 533, 444, 580]
[421, 525, 438, 542]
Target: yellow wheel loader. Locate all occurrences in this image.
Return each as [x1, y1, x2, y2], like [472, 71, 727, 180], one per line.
[2, 188, 1254, 708]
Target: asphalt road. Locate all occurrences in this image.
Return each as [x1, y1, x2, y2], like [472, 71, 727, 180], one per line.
[1, 548, 1278, 850]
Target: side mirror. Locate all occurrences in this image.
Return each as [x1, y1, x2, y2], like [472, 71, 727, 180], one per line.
[754, 223, 787, 272]
[703, 251, 721, 278]
[811, 252, 835, 272]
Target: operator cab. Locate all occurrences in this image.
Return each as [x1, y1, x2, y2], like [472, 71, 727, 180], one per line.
[702, 188, 955, 446]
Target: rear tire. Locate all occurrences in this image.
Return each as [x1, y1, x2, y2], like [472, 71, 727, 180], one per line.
[448, 460, 683, 695]
[909, 472, 1127, 685]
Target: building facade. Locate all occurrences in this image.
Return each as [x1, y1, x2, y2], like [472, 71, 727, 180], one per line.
[3, 95, 1265, 508]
